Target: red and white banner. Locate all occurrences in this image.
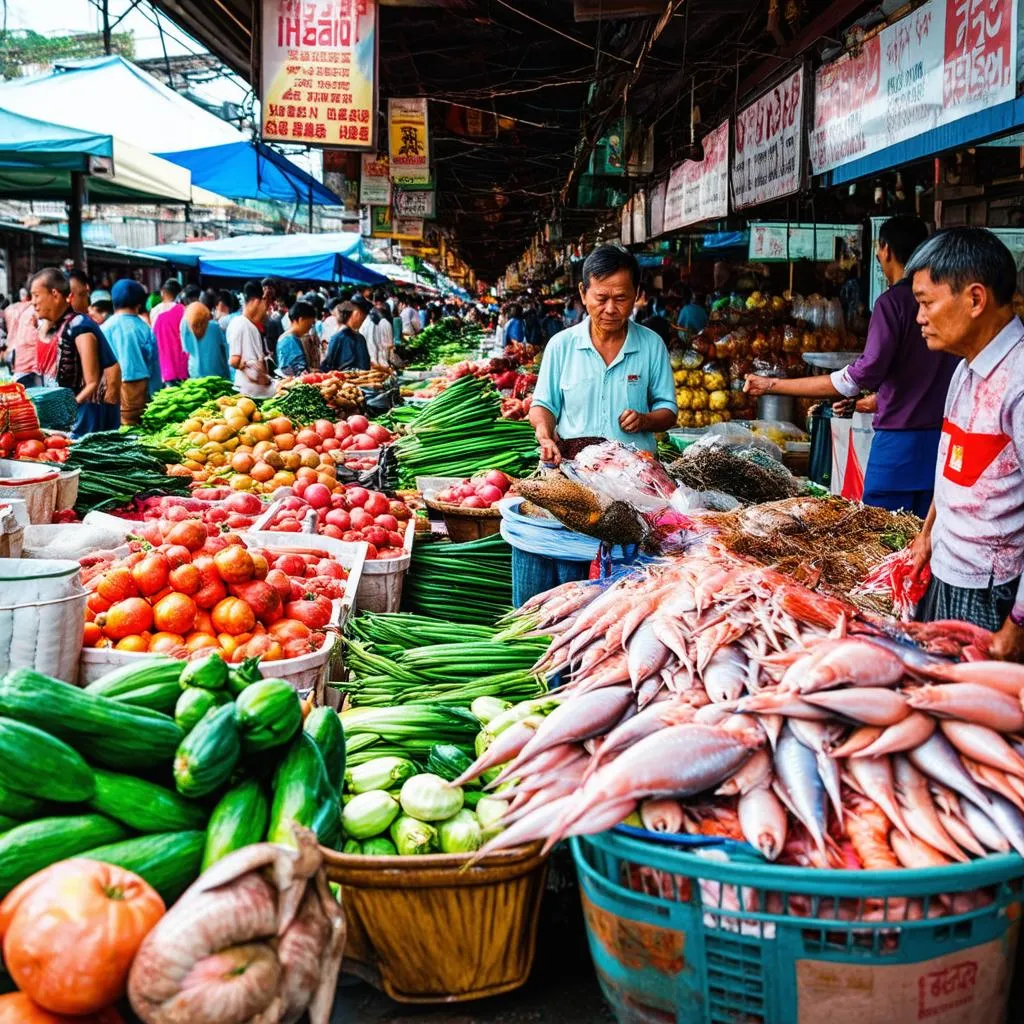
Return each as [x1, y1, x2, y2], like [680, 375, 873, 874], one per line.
[663, 120, 729, 233]
[811, 0, 1016, 175]
[732, 67, 805, 209]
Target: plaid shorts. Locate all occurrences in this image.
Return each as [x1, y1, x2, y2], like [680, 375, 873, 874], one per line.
[916, 575, 1020, 632]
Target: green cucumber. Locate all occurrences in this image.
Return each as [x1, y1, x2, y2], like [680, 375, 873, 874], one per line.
[175, 687, 227, 733]
[88, 768, 208, 833]
[312, 794, 343, 850]
[303, 707, 345, 791]
[83, 658, 183, 701]
[0, 815, 129, 896]
[83, 831, 205, 903]
[267, 733, 329, 848]
[173, 704, 241, 798]
[426, 744, 475, 784]
[235, 679, 302, 754]
[202, 780, 269, 870]
[0, 717, 95, 802]
[0, 782, 46, 820]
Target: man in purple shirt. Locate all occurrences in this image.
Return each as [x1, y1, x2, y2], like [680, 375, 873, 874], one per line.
[745, 216, 959, 517]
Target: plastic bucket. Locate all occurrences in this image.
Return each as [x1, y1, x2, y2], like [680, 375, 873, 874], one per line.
[355, 518, 414, 612]
[572, 829, 1024, 1024]
[55, 468, 80, 511]
[0, 460, 59, 524]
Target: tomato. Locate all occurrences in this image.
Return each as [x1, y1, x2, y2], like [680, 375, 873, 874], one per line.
[213, 546, 254, 584]
[0, 859, 164, 1015]
[217, 631, 252, 657]
[249, 552, 269, 579]
[101, 598, 153, 640]
[269, 619, 311, 641]
[273, 554, 307, 577]
[227, 580, 282, 624]
[86, 592, 111, 615]
[211, 597, 256, 636]
[114, 634, 150, 652]
[95, 567, 138, 604]
[321, 524, 344, 540]
[149, 632, 186, 654]
[15, 440, 45, 459]
[315, 558, 347, 580]
[152, 592, 197, 635]
[193, 609, 215, 635]
[274, 517, 302, 532]
[130, 553, 170, 597]
[236, 635, 284, 662]
[193, 577, 227, 611]
[264, 569, 293, 602]
[184, 632, 220, 653]
[164, 520, 206, 552]
[284, 593, 332, 630]
[363, 492, 390, 517]
[82, 622, 103, 647]
[168, 563, 201, 595]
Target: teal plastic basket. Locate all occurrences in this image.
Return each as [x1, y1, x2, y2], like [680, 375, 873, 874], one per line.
[572, 830, 1024, 1024]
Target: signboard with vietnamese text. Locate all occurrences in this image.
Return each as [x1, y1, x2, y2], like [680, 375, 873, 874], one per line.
[389, 97, 430, 184]
[662, 120, 729, 233]
[749, 222, 862, 262]
[261, 0, 377, 149]
[359, 152, 391, 205]
[810, 0, 1017, 175]
[391, 216, 424, 241]
[393, 188, 435, 218]
[732, 66, 804, 209]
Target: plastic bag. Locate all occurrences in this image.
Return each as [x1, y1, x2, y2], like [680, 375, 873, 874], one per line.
[563, 441, 678, 513]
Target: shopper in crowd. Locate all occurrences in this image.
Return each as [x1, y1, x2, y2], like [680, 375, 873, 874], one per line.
[323, 296, 371, 371]
[321, 295, 343, 349]
[103, 280, 161, 426]
[275, 300, 319, 376]
[744, 216, 958, 517]
[399, 296, 422, 338]
[149, 278, 180, 329]
[9, 290, 42, 387]
[902, 228, 1024, 658]
[88, 291, 113, 325]
[31, 267, 120, 436]
[215, 289, 240, 327]
[677, 285, 709, 332]
[228, 280, 274, 398]
[360, 291, 382, 353]
[541, 303, 565, 342]
[4, 286, 28, 337]
[181, 294, 230, 381]
[530, 244, 677, 464]
[151, 278, 188, 385]
[504, 303, 526, 344]
[563, 295, 584, 327]
[369, 292, 395, 367]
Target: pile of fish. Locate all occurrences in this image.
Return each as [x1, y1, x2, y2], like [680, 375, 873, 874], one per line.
[459, 546, 1024, 880]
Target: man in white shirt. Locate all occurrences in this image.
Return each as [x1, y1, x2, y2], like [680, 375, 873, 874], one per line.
[149, 278, 181, 330]
[399, 297, 421, 338]
[371, 293, 395, 366]
[227, 280, 274, 398]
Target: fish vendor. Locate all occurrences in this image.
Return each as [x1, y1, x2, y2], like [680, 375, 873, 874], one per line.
[512, 245, 677, 604]
[744, 216, 959, 518]
[904, 228, 1024, 661]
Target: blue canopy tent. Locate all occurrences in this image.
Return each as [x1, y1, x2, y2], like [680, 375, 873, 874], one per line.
[0, 108, 111, 170]
[0, 57, 339, 206]
[142, 233, 388, 286]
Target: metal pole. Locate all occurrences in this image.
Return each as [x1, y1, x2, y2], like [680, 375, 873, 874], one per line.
[102, 0, 111, 54]
[308, 184, 314, 233]
[69, 172, 86, 271]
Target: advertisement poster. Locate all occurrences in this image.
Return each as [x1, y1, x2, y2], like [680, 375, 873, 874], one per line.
[663, 120, 729, 233]
[393, 188, 435, 218]
[359, 152, 391, 205]
[811, 0, 1016, 174]
[749, 222, 862, 262]
[732, 67, 804, 209]
[261, 0, 377, 148]
[648, 179, 667, 237]
[389, 97, 430, 184]
[632, 189, 647, 244]
[369, 204, 392, 237]
[391, 216, 424, 240]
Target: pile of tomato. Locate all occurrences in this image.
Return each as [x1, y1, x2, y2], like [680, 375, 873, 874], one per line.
[0, 434, 72, 463]
[81, 520, 345, 662]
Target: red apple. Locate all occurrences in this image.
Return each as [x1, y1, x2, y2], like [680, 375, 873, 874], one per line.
[347, 414, 370, 433]
[373, 514, 399, 532]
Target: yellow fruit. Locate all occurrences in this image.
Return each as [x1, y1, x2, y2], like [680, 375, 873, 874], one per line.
[235, 397, 257, 418]
[215, 396, 234, 408]
[300, 449, 320, 469]
[222, 437, 240, 452]
[208, 423, 234, 443]
[230, 474, 253, 490]
[182, 459, 204, 472]
[272, 470, 296, 488]
[202, 419, 220, 432]
[283, 452, 301, 471]
[263, 450, 284, 470]
[250, 410, 263, 422]
[181, 418, 203, 433]
[252, 440, 276, 459]
[183, 448, 206, 464]
[187, 432, 209, 447]
[207, 451, 227, 467]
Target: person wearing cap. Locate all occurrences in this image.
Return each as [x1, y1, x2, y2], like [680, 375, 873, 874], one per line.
[88, 289, 113, 325]
[103, 279, 162, 426]
[322, 296, 371, 371]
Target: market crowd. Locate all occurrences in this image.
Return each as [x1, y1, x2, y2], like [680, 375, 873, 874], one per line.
[0, 271, 451, 431]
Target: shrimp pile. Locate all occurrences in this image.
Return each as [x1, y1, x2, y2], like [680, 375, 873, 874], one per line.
[460, 546, 1024, 884]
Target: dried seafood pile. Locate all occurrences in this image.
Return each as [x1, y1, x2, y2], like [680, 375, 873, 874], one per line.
[667, 443, 800, 505]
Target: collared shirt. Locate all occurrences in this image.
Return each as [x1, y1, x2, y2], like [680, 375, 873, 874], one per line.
[10, 303, 40, 376]
[830, 278, 959, 430]
[227, 315, 275, 397]
[103, 312, 155, 383]
[677, 303, 708, 332]
[532, 319, 677, 454]
[323, 327, 370, 371]
[929, 316, 1024, 613]
[275, 331, 309, 376]
[369, 314, 394, 366]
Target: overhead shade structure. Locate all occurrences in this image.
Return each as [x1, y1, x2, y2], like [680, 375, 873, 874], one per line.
[142, 232, 388, 285]
[0, 57, 340, 205]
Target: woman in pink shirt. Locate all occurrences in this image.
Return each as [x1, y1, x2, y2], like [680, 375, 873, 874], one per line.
[153, 296, 189, 383]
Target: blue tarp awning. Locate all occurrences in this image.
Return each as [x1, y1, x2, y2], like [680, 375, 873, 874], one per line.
[0, 57, 340, 205]
[142, 232, 387, 285]
[0, 108, 111, 170]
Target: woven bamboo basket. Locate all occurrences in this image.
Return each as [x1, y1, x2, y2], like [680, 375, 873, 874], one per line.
[423, 496, 502, 543]
[322, 843, 549, 1003]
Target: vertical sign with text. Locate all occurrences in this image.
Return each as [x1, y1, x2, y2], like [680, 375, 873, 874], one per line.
[389, 98, 430, 184]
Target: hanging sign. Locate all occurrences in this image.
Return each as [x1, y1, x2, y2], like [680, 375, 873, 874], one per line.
[749, 222, 862, 262]
[260, 0, 378, 148]
[662, 120, 729, 233]
[810, 0, 1017, 175]
[389, 98, 430, 184]
[631, 190, 647, 244]
[359, 153, 391, 205]
[393, 188, 435, 218]
[732, 66, 805, 209]
[648, 179, 667, 237]
[369, 205, 392, 237]
[620, 200, 633, 245]
[391, 216, 424, 241]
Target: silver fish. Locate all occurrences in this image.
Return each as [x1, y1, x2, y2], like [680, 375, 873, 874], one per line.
[846, 756, 912, 840]
[961, 800, 1012, 854]
[892, 756, 966, 863]
[738, 783, 787, 861]
[789, 719, 845, 826]
[982, 791, 1024, 857]
[774, 724, 829, 856]
[907, 731, 993, 812]
[584, 700, 689, 780]
[703, 645, 749, 703]
[626, 620, 672, 689]
[716, 748, 772, 796]
[939, 809, 992, 856]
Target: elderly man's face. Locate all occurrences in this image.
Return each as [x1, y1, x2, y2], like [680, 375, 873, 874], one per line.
[580, 268, 636, 335]
[912, 269, 985, 356]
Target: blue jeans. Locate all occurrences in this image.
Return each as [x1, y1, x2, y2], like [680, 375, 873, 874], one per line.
[511, 547, 590, 609]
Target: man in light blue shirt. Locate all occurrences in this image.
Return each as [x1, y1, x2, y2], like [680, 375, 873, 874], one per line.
[530, 245, 677, 460]
[676, 285, 708, 332]
[104, 279, 162, 425]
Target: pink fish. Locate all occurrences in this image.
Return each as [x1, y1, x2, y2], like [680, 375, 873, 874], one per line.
[640, 798, 685, 834]
[626, 620, 672, 688]
[960, 757, 1024, 813]
[799, 639, 905, 693]
[735, 691, 831, 720]
[547, 724, 762, 845]
[827, 726, 884, 758]
[914, 659, 1024, 696]
[938, 810, 988, 857]
[738, 784, 787, 861]
[890, 830, 952, 869]
[801, 687, 909, 726]
[845, 756, 912, 840]
[939, 720, 1024, 779]
[695, 620, 747, 675]
[851, 712, 936, 758]
[584, 701, 690, 780]
[448, 716, 541, 788]
[906, 683, 1024, 732]
[716, 748, 772, 796]
[892, 756, 966, 863]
